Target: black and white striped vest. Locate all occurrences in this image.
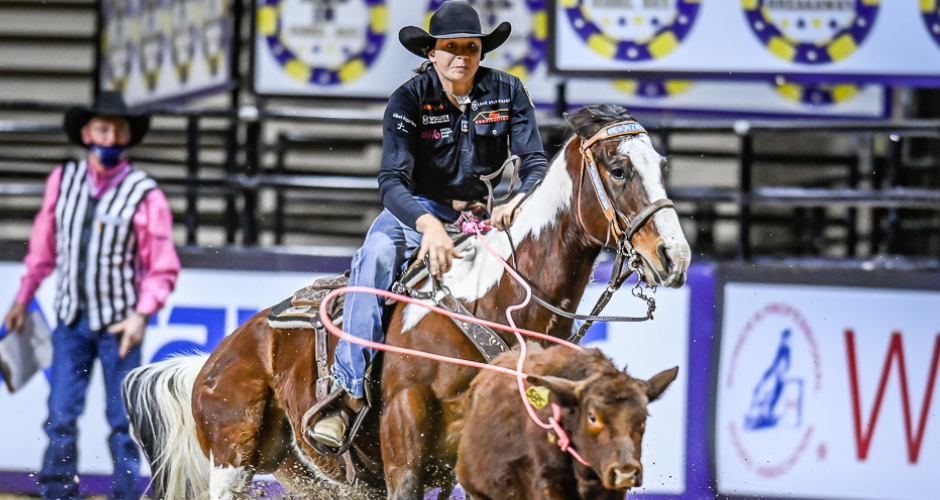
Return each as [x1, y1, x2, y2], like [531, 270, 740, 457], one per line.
[53, 161, 158, 330]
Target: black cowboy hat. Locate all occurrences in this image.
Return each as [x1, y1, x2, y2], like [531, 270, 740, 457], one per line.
[399, 1, 511, 58]
[63, 91, 151, 148]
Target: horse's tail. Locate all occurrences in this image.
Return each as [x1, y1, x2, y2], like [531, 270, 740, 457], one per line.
[122, 355, 210, 500]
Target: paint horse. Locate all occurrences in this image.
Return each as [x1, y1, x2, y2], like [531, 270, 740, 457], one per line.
[122, 105, 691, 500]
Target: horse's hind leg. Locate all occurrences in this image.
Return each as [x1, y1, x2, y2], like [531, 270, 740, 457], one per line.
[382, 385, 440, 500]
[209, 460, 254, 500]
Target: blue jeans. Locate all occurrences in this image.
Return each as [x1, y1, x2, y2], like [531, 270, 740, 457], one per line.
[40, 314, 142, 500]
[332, 197, 460, 398]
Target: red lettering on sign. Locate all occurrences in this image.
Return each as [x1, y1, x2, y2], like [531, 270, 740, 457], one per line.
[844, 330, 940, 463]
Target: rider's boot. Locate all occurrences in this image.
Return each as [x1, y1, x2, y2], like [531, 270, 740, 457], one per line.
[310, 395, 365, 448]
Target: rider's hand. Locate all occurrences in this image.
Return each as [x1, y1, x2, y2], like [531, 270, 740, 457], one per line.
[486, 193, 526, 231]
[108, 312, 149, 358]
[4, 302, 27, 334]
[415, 214, 462, 279]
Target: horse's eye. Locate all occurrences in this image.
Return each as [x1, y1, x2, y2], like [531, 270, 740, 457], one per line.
[610, 168, 626, 180]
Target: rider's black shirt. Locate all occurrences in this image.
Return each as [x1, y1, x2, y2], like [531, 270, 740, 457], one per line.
[378, 66, 547, 229]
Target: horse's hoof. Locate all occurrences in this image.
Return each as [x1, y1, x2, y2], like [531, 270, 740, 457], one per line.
[309, 413, 347, 448]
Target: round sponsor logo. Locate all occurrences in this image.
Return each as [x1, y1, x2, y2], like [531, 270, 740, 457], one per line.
[258, 0, 387, 86]
[428, 0, 547, 81]
[742, 0, 880, 65]
[612, 78, 693, 99]
[921, 0, 940, 48]
[561, 0, 701, 62]
[773, 81, 862, 105]
[471, 100, 479, 111]
[724, 303, 824, 478]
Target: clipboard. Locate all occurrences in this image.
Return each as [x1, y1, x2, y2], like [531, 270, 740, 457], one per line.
[0, 310, 53, 393]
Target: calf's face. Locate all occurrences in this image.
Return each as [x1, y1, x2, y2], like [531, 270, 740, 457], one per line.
[530, 366, 678, 491]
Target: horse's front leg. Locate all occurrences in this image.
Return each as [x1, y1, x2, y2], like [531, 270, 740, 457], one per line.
[381, 384, 439, 500]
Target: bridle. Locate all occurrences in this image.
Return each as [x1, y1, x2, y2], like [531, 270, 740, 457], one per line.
[465, 120, 678, 344]
[550, 120, 676, 343]
[577, 120, 676, 247]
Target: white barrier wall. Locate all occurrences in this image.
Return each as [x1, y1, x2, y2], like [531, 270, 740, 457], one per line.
[0, 263, 691, 497]
[0, 263, 318, 475]
[716, 283, 940, 500]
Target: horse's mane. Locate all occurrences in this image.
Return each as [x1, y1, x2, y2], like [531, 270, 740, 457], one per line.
[564, 104, 636, 140]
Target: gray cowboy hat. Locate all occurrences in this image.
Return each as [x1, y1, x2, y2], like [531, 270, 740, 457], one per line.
[63, 91, 151, 148]
[399, 1, 511, 57]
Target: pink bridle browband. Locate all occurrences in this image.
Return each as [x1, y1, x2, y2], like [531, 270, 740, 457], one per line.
[578, 120, 675, 244]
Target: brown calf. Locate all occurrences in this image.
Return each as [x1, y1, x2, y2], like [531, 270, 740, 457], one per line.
[455, 343, 678, 500]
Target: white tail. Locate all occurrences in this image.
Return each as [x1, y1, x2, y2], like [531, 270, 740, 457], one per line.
[122, 355, 210, 500]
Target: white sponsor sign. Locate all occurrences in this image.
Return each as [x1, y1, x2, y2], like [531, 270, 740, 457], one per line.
[0, 263, 318, 476]
[576, 280, 690, 495]
[567, 79, 887, 118]
[553, 0, 940, 82]
[100, 0, 233, 106]
[253, 0, 558, 104]
[716, 283, 940, 500]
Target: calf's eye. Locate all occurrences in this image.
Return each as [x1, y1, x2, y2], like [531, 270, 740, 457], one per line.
[588, 413, 597, 424]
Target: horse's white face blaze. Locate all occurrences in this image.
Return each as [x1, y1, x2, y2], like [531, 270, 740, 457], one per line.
[614, 134, 690, 287]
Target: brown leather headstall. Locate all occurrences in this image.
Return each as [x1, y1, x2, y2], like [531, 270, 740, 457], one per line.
[577, 120, 675, 245]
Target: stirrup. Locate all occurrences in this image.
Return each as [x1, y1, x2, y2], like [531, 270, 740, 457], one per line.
[310, 412, 348, 448]
[301, 388, 370, 457]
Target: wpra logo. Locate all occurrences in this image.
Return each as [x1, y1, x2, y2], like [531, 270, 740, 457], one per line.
[724, 303, 823, 478]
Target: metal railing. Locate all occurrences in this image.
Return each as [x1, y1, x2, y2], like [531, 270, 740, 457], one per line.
[0, 101, 937, 264]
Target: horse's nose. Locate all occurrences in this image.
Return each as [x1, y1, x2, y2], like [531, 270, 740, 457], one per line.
[656, 241, 689, 288]
[657, 243, 674, 276]
[606, 462, 642, 490]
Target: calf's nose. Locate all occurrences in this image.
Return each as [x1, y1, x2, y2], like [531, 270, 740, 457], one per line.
[606, 462, 642, 489]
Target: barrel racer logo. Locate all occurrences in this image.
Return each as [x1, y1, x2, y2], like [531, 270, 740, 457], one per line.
[428, 0, 547, 81]
[742, 0, 880, 65]
[724, 303, 824, 478]
[258, 0, 387, 86]
[921, 0, 940, 48]
[561, 0, 701, 62]
[613, 78, 693, 99]
[774, 81, 861, 106]
[102, 0, 135, 94]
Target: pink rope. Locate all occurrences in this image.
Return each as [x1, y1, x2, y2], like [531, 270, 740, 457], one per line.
[316, 214, 589, 465]
[469, 227, 590, 467]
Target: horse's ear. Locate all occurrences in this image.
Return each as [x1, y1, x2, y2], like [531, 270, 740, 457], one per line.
[643, 366, 679, 402]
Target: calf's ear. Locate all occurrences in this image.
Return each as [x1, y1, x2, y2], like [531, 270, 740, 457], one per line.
[644, 366, 679, 402]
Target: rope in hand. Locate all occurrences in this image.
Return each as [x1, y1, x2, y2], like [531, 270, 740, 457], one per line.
[317, 212, 589, 465]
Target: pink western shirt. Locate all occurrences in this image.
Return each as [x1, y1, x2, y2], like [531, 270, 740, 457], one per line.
[15, 160, 181, 316]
